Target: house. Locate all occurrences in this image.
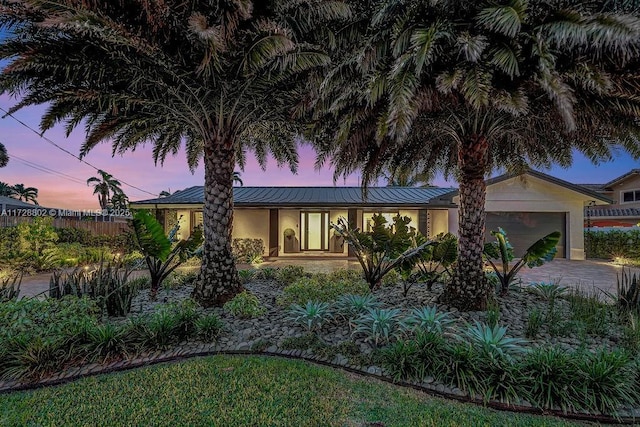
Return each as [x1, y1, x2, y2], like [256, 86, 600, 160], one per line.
[580, 169, 640, 228]
[130, 170, 611, 261]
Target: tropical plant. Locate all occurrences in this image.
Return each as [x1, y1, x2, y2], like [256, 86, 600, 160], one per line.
[402, 232, 458, 295]
[615, 267, 640, 314]
[11, 183, 38, 204]
[310, 0, 640, 310]
[87, 170, 123, 210]
[109, 192, 129, 211]
[286, 301, 333, 332]
[0, 271, 21, 303]
[334, 294, 382, 322]
[223, 291, 266, 319]
[403, 306, 454, 334]
[525, 309, 544, 339]
[333, 214, 435, 290]
[529, 282, 569, 302]
[277, 273, 369, 306]
[0, 0, 351, 308]
[0, 181, 15, 197]
[484, 228, 561, 295]
[275, 265, 306, 286]
[195, 313, 224, 342]
[384, 168, 432, 187]
[353, 308, 404, 347]
[380, 340, 421, 381]
[232, 171, 244, 187]
[461, 322, 527, 363]
[0, 142, 8, 168]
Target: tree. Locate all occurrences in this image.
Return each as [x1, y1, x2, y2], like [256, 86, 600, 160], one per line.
[311, 0, 640, 310]
[87, 170, 123, 210]
[110, 192, 129, 210]
[11, 183, 38, 204]
[0, 181, 15, 197]
[0, 1, 350, 307]
[0, 142, 7, 168]
[384, 168, 432, 187]
[232, 171, 244, 187]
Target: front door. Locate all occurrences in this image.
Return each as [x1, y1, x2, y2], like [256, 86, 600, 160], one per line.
[301, 211, 329, 251]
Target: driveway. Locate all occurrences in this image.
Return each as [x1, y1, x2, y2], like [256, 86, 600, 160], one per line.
[15, 259, 630, 299]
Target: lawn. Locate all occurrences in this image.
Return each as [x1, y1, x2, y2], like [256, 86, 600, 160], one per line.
[0, 355, 578, 427]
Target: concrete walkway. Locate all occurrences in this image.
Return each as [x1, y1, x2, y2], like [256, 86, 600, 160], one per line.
[15, 258, 632, 299]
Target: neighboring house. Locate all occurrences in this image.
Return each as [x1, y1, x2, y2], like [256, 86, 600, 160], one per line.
[131, 169, 611, 260]
[580, 169, 640, 228]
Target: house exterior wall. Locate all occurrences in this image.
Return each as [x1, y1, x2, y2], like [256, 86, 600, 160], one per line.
[609, 175, 640, 206]
[175, 209, 191, 241]
[479, 175, 588, 260]
[279, 209, 301, 253]
[233, 209, 270, 256]
[428, 209, 449, 238]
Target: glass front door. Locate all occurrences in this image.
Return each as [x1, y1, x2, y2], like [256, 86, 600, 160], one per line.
[301, 211, 329, 251]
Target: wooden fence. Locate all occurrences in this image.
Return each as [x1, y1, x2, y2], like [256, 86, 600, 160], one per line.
[0, 216, 129, 236]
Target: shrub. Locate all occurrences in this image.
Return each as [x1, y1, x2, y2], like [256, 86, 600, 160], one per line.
[224, 291, 266, 318]
[195, 314, 224, 342]
[278, 274, 369, 306]
[615, 267, 640, 314]
[485, 300, 500, 328]
[165, 270, 199, 289]
[381, 268, 401, 288]
[437, 342, 482, 395]
[585, 229, 640, 260]
[461, 322, 527, 363]
[0, 271, 22, 303]
[519, 347, 581, 411]
[381, 340, 421, 381]
[85, 322, 130, 362]
[566, 289, 610, 336]
[413, 330, 448, 374]
[403, 232, 458, 293]
[334, 294, 382, 324]
[353, 308, 404, 347]
[232, 238, 264, 263]
[403, 306, 454, 334]
[238, 269, 255, 284]
[286, 301, 332, 332]
[528, 282, 569, 302]
[254, 267, 278, 281]
[1, 336, 68, 381]
[525, 309, 544, 338]
[275, 265, 306, 286]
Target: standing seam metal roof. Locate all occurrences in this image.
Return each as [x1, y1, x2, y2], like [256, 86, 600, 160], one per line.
[131, 186, 456, 207]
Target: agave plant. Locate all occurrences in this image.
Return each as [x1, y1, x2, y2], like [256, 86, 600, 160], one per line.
[403, 306, 454, 334]
[352, 308, 405, 347]
[286, 301, 333, 333]
[334, 294, 382, 322]
[528, 282, 569, 302]
[461, 322, 527, 363]
[616, 267, 640, 314]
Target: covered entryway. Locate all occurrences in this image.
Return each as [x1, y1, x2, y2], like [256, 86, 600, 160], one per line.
[486, 212, 567, 258]
[300, 211, 330, 251]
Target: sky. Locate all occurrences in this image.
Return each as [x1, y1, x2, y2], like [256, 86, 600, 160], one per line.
[0, 94, 639, 210]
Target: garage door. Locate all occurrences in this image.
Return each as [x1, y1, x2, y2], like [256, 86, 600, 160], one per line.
[485, 212, 566, 258]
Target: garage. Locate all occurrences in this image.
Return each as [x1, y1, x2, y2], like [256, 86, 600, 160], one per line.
[485, 212, 567, 258]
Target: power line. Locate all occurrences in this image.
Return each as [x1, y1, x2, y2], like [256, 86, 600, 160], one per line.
[9, 153, 87, 185]
[0, 106, 159, 197]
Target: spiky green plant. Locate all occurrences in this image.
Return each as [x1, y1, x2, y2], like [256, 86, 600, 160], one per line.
[286, 301, 333, 332]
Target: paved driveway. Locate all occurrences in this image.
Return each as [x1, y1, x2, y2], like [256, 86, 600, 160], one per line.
[15, 258, 631, 299]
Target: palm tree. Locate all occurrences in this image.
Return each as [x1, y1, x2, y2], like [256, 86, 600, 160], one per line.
[0, 142, 8, 168]
[11, 184, 38, 204]
[87, 170, 123, 210]
[384, 168, 432, 187]
[311, 0, 640, 310]
[0, 1, 350, 307]
[110, 192, 129, 210]
[0, 182, 15, 197]
[232, 171, 244, 187]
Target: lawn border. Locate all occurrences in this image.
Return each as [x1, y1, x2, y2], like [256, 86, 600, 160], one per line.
[0, 348, 636, 425]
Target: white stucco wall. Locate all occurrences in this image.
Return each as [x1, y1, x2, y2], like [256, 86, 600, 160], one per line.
[428, 209, 449, 238]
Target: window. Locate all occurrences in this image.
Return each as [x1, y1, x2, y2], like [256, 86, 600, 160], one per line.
[363, 212, 400, 232]
[621, 190, 640, 203]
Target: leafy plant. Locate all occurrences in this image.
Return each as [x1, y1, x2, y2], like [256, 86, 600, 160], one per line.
[529, 282, 569, 302]
[622, 312, 640, 352]
[287, 301, 333, 332]
[525, 308, 544, 338]
[195, 314, 224, 342]
[332, 215, 436, 290]
[85, 323, 129, 362]
[254, 267, 278, 281]
[403, 233, 458, 294]
[485, 300, 500, 328]
[223, 291, 266, 318]
[615, 267, 640, 314]
[1, 336, 67, 381]
[275, 265, 306, 286]
[519, 347, 581, 411]
[129, 210, 203, 299]
[277, 274, 368, 306]
[381, 340, 421, 381]
[484, 228, 561, 295]
[437, 342, 482, 395]
[232, 238, 265, 264]
[353, 308, 405, 347]
[413, 330, 448, 374]
[334, 294, 382, 323]
[403, 306, 454, 334]
[238, 269, 255, 285]
[0, 271, 22, 302]
[567, 289, 610, 336]
[461, 322, 527, 363]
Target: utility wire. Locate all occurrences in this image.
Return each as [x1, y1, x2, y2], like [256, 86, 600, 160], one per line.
[0, 106, 159, 197]
[9, 153, 87, 185]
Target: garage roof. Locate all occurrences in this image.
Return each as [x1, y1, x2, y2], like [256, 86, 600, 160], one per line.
[132, 186, 456, 208]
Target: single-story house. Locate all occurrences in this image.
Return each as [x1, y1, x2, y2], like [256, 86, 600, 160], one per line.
[130, 170, 612, 260]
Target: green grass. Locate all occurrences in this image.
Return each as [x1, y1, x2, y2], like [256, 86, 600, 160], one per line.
[0, 356, 580, 427]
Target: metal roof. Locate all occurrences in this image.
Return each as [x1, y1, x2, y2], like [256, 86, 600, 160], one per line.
[0, 196, 43, 210]
[132, 186, 456, 208]
[587, 206, 640, 218]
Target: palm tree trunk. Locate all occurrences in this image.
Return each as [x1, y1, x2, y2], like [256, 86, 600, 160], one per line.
[192, 135, 242, 307]
[444, 135, 492, 311]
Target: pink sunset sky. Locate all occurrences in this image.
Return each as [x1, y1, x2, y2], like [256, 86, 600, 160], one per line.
[1, 94, 638, 210]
